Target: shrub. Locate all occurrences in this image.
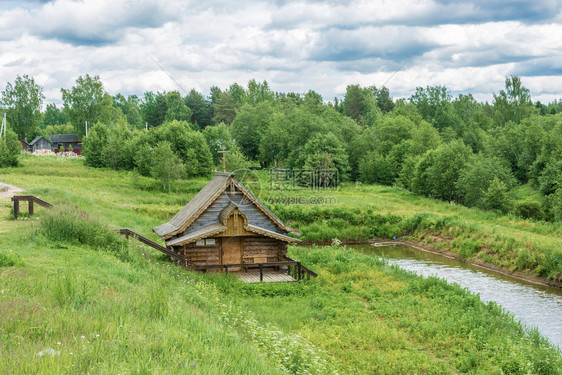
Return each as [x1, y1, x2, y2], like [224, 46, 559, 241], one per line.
[0, 129, 21, 167]
[514, 199, 542, 220]
[541, 184, 562, 221]
[515, 249, 539, 270]
[483, 177, 512, 213]
[82, 122, 109, 167]
[359, 152, 397, 185]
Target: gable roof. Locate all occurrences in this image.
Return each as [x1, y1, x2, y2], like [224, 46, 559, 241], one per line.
[153, 171, 297, 239]
[49, 134, 80, 143]
[29, 136, 52, 146]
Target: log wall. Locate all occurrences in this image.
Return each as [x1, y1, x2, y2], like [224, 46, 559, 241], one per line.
[175, 240, 220, 265]
[172, 236, 287, 265]
[242, 237, 287, 263]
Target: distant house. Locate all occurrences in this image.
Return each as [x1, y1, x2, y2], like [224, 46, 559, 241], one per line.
[49, 134, 82, 154]
[153, 171, 300, 267]
[18, 138, 29, 152]
[29, 136, 52, 153]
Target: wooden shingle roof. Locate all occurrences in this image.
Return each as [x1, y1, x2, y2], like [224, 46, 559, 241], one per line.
[49, 134, 79, 143]
[153, 172, 231, 238]
[29, 136, 51, 146]
[165, 222, 228, 247]
[153, 171, 298, 240]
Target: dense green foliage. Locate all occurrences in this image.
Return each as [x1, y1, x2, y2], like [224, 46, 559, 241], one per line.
[3, 74, 562, 220]
[81, 120, 215, 188]
[0, 128, 21, 167]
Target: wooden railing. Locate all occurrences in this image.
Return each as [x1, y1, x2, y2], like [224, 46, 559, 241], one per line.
[282, 256, 318, 278]
[115, 229, 200, 269]
[11, 195, 52, 218]
[196, 259, 317, 281]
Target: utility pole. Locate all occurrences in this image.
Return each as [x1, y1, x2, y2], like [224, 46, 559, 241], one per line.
[145, 122, 148, 131]
[85, 121, 88, 137]
[217, 146, 230, 173]
[0, 113, 5, 138]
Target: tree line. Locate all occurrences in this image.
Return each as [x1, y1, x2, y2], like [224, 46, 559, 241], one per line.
[1, 74, 562, 221]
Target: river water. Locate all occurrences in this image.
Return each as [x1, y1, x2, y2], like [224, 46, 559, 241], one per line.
[351, 244, 562, 349]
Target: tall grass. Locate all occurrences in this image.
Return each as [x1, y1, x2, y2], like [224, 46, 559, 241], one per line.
[36, 204, 126, 251]
[1, 226, 283, 374]
[0, 250, 23, 267]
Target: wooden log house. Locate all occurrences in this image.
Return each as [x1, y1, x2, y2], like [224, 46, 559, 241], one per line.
[153, 172, 300, 270]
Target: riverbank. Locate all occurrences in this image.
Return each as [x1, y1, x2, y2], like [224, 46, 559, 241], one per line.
[306, 237, 562, 290]
[271, 196, 562, 288]
[402, 237, 562, 290]
[349, 243, 562, 349]
[2, 154, 561, 288]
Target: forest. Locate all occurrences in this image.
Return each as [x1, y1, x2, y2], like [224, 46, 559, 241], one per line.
[1, 73, 562, 221]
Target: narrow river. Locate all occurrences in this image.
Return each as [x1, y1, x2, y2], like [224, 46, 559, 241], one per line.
[350, 244, 562, 349]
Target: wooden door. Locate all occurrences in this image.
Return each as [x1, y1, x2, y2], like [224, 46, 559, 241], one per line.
[222, 237, 242, 269]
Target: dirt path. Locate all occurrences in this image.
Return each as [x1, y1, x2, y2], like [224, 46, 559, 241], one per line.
[0, 182, 23, 202]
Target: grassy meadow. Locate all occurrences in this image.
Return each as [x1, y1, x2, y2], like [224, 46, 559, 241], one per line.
[0, 154, 561, 374]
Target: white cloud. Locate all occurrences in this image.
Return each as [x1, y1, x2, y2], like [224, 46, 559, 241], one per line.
[1, 0, 561, 107]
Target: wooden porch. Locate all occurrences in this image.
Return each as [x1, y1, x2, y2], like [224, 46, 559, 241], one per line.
[237, 270, 296, 283]
[194, 260, 317, 283]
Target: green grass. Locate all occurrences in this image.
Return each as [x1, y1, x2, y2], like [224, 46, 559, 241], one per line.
[0, 155, 561, 374]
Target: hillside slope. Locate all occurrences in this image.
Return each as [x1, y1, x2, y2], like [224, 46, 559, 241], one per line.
[0, 155, 560, 374]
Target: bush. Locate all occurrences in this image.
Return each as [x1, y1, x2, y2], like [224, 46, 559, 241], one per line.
[548, 186, 562, 222]
[0, 129, 21, 167]
[359, 152, 397, 185]
[514, 199, 542, 220]
[459, 240, 481, 258]
[483, 177, 512, 213]
[456, 154, 516, 208]
[82, 123, 109, 167]
[413, 140, 472, 202]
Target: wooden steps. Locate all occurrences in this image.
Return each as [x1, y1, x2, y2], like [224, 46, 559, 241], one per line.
[11, 195, 52, 218]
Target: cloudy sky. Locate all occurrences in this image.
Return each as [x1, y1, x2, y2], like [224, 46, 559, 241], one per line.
[1, 0, 562, 106]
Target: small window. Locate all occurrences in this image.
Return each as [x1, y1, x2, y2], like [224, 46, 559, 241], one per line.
[205, 238, 216, 245]
[196, 240, 205, 246]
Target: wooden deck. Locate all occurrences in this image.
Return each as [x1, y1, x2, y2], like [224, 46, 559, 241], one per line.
[237, 270, 296, 283]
